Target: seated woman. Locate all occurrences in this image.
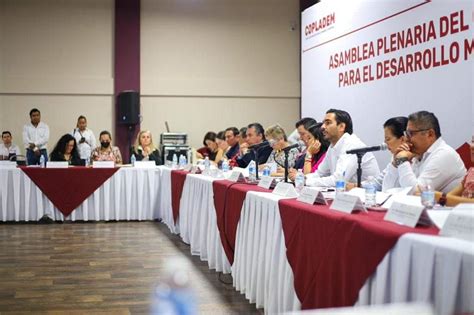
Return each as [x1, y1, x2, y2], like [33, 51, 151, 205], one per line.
[49, 134, 84, 166]
[302, 123, 329, 174]
[132, 130, 162, 165]
[196, 131, 224, 164]
[91, 130, 123, 164]
[262, 124, 299, 175]
[444, 137, 474, 206]
[216, 131, 230, 157]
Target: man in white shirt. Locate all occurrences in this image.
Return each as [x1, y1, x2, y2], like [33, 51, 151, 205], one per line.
[394, 111, 466, 193]
[71, 115, 96, 162]
[23, 108, 50, 165]
[306, 109, 380, 187]
[0, 131, 21, 160]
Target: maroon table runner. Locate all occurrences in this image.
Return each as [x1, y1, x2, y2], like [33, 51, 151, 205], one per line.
[21, 167, 119, 217]
[278, 199, 440, 310]
[171, 170, 189, 223]
[213, 180, 271, 264]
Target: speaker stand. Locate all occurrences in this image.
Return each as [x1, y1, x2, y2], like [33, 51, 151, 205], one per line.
[127, 125, 136, 163]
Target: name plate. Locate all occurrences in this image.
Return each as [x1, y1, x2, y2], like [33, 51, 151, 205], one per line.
[330, 193, 366, 214]
[384, 201, 424, 228]
[440, 206, 474, 242]
[0, 161, 17, 168]
[272, 182, 298, 198]
[134, 161, 156, 168]
[297, 187, 327, 205]
[93, 161, 115, 168]
[46, 161, 69, 168]
[258, 176, 274, 189]
[228, 170, 245, 182]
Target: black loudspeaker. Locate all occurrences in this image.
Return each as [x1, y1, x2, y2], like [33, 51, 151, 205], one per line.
[117, 91, 140, 124]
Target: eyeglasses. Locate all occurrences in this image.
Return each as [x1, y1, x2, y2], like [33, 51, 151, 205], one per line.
[404, 129, 430, 138]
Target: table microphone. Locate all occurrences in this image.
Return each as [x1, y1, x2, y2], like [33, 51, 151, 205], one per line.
[346, 143, 388, 155]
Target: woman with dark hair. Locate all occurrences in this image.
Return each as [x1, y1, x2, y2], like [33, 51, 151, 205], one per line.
[50, 134, 84, 166]
[303, 123, 329, 174]
[361, 116, 409, 191]
[196, 131, 224, 164]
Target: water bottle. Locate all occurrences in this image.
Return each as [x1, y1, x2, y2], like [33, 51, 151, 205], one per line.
[182, 155, 187, 168]
[151, 257, 197, 315]
[335, 172, 346, 195]
[295, 169, 305, 193]
[248, 160, 256, 182]
[178, 155, 185, 169]
[364, 176, 377, 207]
[39, 154, 45, 168]
[222, 158, 229, 172]
[85, 157, 90, 167]
[172, 153, 178, 169]
[131, 154, 136, 167]
[420, 180, 435, 209]
[262, 164, 270, 177]
[204, 156, 210, 175]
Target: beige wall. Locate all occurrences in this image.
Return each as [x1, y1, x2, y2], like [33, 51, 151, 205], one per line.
[141, 0, 301, 148]
[1, 0, 300, 152]
[0, 0, 114, 153]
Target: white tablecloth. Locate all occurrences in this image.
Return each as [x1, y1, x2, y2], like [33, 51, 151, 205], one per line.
[357, 233, 474, 315]
[0, 167, 162, 221]
[157, 166, 179, 234]
[179, 174, 231, 274]
[231, 190, 474, 315]
[233, 191, 300, 314]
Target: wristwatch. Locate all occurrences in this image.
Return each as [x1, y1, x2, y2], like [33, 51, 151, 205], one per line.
[394, 157, 409, 167]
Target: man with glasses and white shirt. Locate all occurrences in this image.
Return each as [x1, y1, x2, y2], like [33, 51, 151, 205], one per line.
[394, 110, 465, 193]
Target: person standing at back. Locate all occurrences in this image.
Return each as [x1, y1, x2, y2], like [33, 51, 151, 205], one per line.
[22, 108, 49, 165]
[71, 115, 96, 164]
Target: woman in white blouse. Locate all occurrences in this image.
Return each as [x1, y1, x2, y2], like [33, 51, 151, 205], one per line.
[365, 116, 409, 191]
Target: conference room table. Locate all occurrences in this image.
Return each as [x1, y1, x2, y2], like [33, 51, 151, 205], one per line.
[0, 166, 163, 221]
[1, 165, 472, 314]
[164, 168, 473, 315]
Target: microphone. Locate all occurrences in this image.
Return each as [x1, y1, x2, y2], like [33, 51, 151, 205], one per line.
[346, 143, 388, 155]
[248, 141, 270, 151]
[282, 142, 300, 152]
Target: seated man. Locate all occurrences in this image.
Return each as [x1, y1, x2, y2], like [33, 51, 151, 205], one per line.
[224, 127, 240, 160]
[306, 109, 380, 187]
[236, 123, 273, 168]
[0, 131, 21, 160]
[394, 111, 466, 193]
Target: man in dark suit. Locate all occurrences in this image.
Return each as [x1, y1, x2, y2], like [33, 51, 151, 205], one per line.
[236, 123, 272, 168]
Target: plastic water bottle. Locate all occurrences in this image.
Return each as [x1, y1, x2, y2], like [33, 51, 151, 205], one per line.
[222, 158, 229, 172]
[39, 154, 45, 168]
[248, 160, 256, 182]
[364, 176, 377, 207]
[295, 169, 305, 193]
[335, 172, 346, 196]
[131, 154, 136, 167]
[204, 156, 210, 174]
[262, 164, 270, 177]
[85, 157, 90, 167]
[151, 257, 197, 315]
[420, 181, 435, 209]
[172, 153, 178, 169]
[178, 155, 186, 169]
